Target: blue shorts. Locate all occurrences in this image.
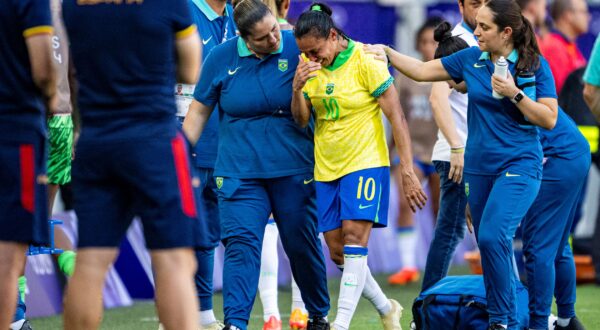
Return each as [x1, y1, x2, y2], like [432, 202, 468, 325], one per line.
[316, 166, 390, 232]
[392, 157, 435, 177]
[73, 132, 202, 249]
[0, 135, 48, 245]
[415, 159, 436, 177]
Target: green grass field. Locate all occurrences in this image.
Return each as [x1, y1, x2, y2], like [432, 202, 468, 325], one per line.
[30, 267, 600, 329]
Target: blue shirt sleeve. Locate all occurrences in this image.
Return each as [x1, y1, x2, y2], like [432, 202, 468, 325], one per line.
[440, 47, 474, 82]
[14, 0, 52, 35]
[535, 57, 557, 99]
[193, 49, 221, 107]
[172, 0, 194, 33]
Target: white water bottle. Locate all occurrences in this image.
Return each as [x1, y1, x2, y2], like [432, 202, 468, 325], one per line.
[492, 56, 508, 99]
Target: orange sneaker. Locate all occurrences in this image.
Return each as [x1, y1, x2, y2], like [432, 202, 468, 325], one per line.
[388, 267, 420, 285]
[289, 308, 308, 329]
[263, 316, 282, 330]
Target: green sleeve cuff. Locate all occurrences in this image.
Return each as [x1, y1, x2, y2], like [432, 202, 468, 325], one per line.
[372, 76, 394, 98]
[303, 92, 310, 100]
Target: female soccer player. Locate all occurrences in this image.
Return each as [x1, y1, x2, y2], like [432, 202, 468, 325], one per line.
[291, 4, 427, 330]
[366, 0, 559, 328]
[183, 1, 330, 329]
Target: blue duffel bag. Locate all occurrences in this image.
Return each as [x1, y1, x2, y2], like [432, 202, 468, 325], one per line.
[411, 275, 529, 330]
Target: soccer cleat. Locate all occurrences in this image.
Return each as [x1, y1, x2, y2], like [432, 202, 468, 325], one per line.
[555, 317, 586, 330]
[380, 299, 403, 330]
[307, 317, 330, 330]
[263, 316, 282, 330]
[223, 324, 243, 330]
[387, 267, 420, 285]
[289, 308, 308, 329]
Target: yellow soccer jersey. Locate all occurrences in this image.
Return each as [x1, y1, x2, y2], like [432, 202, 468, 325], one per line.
[303, 40, 393, 182]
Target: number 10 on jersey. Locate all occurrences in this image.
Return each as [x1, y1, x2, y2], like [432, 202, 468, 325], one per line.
[322, 98, 339, 120]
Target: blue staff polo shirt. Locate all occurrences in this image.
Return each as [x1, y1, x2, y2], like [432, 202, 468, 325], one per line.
[189, 0, 237, 168]
[63, 0, 194, 143]
[441, 47, 556, 177]
[540, 108, 590, 160]
[0, 0, 52, 143]
[193, 30, 315, 179]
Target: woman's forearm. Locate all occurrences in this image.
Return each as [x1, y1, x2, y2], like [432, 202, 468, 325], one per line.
[291, 90, 311, 128]
[183, 99, 213, 146]
[430, 82, 463, 147]
[385, 47, 451, 82]
[515, 96, 558, 130]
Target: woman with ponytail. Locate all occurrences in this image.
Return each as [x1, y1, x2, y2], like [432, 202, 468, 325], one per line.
[292, 3, 427, 330]
[433, 16, 590, 330]
[365, 0, 559, 328]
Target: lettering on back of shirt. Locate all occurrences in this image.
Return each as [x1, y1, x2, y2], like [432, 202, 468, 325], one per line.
[52, 36, 62, 64]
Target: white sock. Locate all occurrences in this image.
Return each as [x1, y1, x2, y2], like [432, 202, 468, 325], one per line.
[10, 320, 25, 330]
[362, 266, 391, 315]
[199, 310, 217, 326]
[291, 277, 307, 313]
[397, 227, 417, 269]
[333, 245, 369, 330]
[259, 223, 280, 321]
[557, 317, 571, 327]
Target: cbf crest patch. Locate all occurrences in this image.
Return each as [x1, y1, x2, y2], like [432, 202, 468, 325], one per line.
[278, 59, 288, 72]
[216, 177, 224, 189]
[465, 182, 470, 197]
[326, 83, 335, 95]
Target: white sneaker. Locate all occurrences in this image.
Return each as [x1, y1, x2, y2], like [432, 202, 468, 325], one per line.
[381, 299, 403, 330]
[159, 322, 218, 330]
[548, 314, 558, 330]
[204, 321, 226, 330]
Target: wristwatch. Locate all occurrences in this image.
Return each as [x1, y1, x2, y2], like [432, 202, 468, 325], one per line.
[511, 90, 525, 104]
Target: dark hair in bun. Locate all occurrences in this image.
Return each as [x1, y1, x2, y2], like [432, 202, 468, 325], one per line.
[433, 21, 470, 59]
[294, 2, 347, 40]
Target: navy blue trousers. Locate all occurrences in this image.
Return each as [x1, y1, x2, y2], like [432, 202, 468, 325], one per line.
[465, 170, 541, 328]
[522, 154, 590, 329]
[217, 173, 330, 330]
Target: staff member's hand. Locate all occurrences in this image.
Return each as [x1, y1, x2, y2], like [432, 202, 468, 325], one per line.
[449, 147, 464, 183]
[293, 55, 321, 92]
[491, 70, 519, 98]
[363, 44, 387, 63]
[401, 168, 428, 212]
[465, 203, 473, 233]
